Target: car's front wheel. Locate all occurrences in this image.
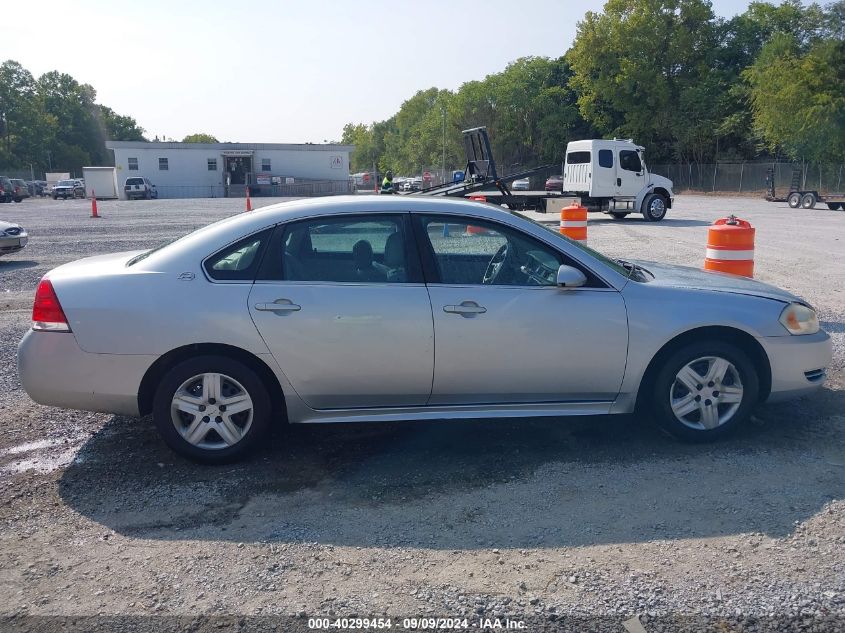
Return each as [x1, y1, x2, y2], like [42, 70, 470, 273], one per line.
[152, 355, 272, 463]
[651, 341, 759, 441]
[642, 193, 667, 221]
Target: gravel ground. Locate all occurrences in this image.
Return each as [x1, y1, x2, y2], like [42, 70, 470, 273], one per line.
[0, 195, 843, 632]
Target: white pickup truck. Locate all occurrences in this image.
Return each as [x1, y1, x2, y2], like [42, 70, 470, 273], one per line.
[563, 139, 674, 221]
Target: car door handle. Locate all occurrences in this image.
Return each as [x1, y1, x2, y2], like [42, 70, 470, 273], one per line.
[443, 302, 487, 316]
[255, 300, 301, 312]
[617, 177, 622, 186]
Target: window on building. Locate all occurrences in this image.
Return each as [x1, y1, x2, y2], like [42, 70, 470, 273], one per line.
[261, 158, 271, 172]
[208, 158, 217, 171]
[159, 158, 169, 171]
[128, 157, 138, 171]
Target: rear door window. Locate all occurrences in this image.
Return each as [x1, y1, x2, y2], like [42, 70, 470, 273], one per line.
[269, 215, 420, 284]
[598, 149, 613, 168]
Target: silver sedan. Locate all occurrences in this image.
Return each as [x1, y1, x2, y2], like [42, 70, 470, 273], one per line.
[17, 196, 832, 462]
[0, 220, 28, 257]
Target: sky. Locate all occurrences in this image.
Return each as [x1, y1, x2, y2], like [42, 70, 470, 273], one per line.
[7, 0, 759, 144]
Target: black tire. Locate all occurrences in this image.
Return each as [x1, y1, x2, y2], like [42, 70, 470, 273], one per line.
[787, 192, 802, 208]
[145, 190, 151, 200]
[642, 193, 667, 221]
[827, 202, 841, 211]
[609, 211, 630, 219]
[801, 192, 816, 209]
[650, 340, 759, 442]
[152, 355, 273, 463]
[13, 197, 22, 203]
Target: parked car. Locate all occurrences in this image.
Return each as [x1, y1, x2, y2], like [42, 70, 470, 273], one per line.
[402, 177, 423, 192]
[52, 179, 86, 200]
[0, 220, 28, 256]
[0, 176, 15, 203]
[545, 175, 564, 192]
[17, 196, 831, 463]
[9, 179, 30, 201]
[27, 180, 48, 197]
[512, 178, 530, 191]
[124, 177, 158, 200]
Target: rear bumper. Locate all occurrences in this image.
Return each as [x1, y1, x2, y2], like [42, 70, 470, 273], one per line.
[17, 329, 156, 417]
[758, 331, 832, 402]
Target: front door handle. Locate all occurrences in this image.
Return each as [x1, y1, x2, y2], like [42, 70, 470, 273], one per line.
[255, 299, 301, 312]
[443, 301, 487, 316]
[617, 177, 622, 186]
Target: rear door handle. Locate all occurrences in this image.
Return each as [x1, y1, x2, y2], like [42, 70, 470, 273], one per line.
[443, 301, 487, 316]
[255, 299, 301, 312]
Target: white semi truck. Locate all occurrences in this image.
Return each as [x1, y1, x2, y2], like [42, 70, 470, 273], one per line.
[563, 139, 674, 221]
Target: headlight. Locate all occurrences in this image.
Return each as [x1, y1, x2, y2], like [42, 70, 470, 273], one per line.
[779, 303, 819, 335]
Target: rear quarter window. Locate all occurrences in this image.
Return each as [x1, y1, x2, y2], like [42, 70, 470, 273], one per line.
[204, 229, 272, 281]
[566, 151, 590, 164]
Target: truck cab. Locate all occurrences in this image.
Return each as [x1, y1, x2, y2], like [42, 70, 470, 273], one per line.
[563, 139, 674, 221]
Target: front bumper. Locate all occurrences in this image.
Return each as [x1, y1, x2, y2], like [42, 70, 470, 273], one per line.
[758, 330, 832, 402]
[0, 234, 27, 255]
[17, 329, 157, 417]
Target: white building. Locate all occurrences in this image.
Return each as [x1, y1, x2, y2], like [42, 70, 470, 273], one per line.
[105, 140, 354, 199]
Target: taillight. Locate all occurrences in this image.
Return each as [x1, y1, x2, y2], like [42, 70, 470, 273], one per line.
[32, 278, 71, 332]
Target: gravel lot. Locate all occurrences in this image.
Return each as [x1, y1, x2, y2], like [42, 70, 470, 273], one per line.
[0, 195, 843, 632]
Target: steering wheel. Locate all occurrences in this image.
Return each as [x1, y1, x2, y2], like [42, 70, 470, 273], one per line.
[482, 243, 511, 284]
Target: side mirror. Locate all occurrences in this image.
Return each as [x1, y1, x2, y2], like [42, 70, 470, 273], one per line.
[556, 265, 587, 289]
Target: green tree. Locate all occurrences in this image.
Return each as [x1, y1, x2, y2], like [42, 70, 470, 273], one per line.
[37, 70, 109, 171]
[182, 133, 218, 143]
[0, 60, 56, 169]
[99, 106, 146, 141]
[568, 0, 717, 161]
[745, 34, 845, 162]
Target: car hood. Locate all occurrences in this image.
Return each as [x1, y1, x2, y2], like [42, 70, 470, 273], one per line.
[632, 260, 804, 304]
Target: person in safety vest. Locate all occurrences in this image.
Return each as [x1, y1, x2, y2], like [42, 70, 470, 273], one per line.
[380, 170, 395, 194]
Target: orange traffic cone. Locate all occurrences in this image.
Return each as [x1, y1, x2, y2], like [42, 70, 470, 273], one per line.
[245, 186, 252, 212]
[91, 189, 100, 218]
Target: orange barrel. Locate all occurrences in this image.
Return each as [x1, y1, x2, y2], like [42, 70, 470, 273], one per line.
[704, 215, 755, 277]
[559, 201, 587, 241]
[466, 196, 488, 234]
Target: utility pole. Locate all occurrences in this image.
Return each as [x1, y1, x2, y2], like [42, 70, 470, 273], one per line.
[441, 105, 446, 185]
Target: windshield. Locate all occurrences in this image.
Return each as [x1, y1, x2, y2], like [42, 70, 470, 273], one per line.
[513, 211, 633, 279]
[57, 180, 75, 186]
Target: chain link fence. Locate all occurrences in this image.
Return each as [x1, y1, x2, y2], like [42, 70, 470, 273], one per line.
[650, 162, 845, 196]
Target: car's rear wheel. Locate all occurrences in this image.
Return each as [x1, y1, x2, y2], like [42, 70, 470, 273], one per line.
[609, 211, 629, 219]
[152, 355, 272, 463]
[651, 341, 759, 441]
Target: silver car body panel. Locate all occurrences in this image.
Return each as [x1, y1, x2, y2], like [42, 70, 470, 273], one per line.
[16, 196, 832, 424]
[426, 284, 627, 404]
[248, 281, 435, 409]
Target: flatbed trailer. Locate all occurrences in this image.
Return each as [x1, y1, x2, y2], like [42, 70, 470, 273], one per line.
[411, 127, 560, 211]
[766, 167, 845, 210]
